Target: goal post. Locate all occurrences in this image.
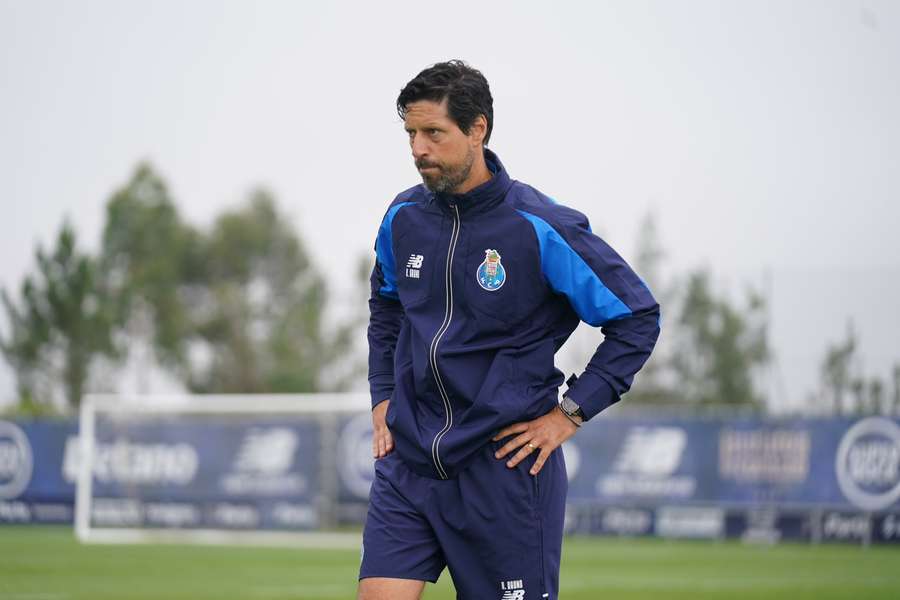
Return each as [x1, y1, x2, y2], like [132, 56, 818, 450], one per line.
[75, 393, 373, 547]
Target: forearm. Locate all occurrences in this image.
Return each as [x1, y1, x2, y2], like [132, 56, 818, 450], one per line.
[367, 294, 404, 408]
[564, 304, 661, 420]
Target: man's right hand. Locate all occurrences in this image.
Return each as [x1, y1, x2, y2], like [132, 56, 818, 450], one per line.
[372, 399, 394, 458]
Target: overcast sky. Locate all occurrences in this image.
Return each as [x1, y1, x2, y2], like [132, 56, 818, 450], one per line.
[2, 0, 898, 411]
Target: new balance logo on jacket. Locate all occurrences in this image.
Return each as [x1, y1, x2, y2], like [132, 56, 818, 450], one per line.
[405, 253, 424, 279]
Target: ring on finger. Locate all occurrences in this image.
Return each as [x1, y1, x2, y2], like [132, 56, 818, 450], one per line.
[527, 442, 537, 450]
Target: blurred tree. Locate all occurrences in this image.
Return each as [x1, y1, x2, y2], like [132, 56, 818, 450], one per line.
[850, 377, 866, 415]
[819, 322, 857, 414]
[604, 212, 771, 409]
[100, 163, 203, 382]
[892, 364, 900, 415]
[625, 212, 676, 404]
[814, 321, 896, 416]
[869, 379, 885, 415]
[670, 270, 770, 409]
[1, 163, 372, 405]
[0, 222, 117, 409]
[99, 163, 364, 394]
[315, 253, 376, 392]
[187, 190, 359, 393]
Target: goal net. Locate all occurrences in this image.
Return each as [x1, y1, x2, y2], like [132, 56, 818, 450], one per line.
[75, 393, 374, 547]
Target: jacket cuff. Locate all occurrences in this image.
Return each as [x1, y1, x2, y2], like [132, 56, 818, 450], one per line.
[564, 371, 620, 421]
[369, 377, 393, 410]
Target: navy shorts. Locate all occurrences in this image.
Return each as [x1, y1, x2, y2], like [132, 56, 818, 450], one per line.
[359, 439, 567, 599]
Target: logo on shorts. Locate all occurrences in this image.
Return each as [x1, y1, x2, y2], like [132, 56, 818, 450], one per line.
[477, 249, 506, 291]
[499, 579, 525, 599]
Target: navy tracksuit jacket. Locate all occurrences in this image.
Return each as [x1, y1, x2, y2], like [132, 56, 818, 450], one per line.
[368, 148, 660, 481]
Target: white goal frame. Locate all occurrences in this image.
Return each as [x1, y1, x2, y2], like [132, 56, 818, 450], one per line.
[75, 392, 370, 547]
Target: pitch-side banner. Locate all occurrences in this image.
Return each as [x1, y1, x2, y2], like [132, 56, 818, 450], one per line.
[330, 414, 900, 515]
[3, 415, 900, 525]
[0, 419, 76, 524]
[0, 417, 321, 528]
[561, 416, 900, 512]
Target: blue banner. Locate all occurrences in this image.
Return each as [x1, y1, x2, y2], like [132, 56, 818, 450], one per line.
[3, 414, 899, 543]
[560, 416, 900, 512]
[0, 416, 322, 529]
[0, 419, 76, 524]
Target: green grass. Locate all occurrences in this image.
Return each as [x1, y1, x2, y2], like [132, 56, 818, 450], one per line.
[1, 526, 899, 599]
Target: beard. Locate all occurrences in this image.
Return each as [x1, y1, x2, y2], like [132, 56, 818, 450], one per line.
[416, 146, 476, 194]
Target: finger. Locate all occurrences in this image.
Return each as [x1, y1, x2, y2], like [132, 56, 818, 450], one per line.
[492, 422, 529, 441]
[375, 433, 384, 458]
[495, 432, 533, 459]
[530, 446, 552, 476]
[383, 430, 394, 453]
[506, 440, 539, 468]
[378, 430, 390, 458]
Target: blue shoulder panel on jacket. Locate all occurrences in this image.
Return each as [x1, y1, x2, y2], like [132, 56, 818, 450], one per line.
[515, 209, 631, 325]
[375, 201, 416, 299]
[545, 195, 592, 232]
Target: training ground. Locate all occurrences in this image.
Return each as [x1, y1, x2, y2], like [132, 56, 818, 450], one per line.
[1, 526, 899, 599]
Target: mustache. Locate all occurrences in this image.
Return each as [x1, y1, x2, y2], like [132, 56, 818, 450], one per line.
[416, 159, 440, 170]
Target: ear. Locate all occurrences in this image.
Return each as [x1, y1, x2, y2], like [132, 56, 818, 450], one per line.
[469, 114, 488, 146]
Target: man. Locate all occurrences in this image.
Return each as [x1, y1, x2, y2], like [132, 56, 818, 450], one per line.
[359, 60, 660, 600]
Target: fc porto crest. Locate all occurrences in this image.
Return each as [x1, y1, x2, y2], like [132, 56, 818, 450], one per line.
[476, 248, 507, 291]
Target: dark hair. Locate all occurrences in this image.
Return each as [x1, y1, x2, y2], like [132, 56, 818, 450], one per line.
[397, 60, 494, 145]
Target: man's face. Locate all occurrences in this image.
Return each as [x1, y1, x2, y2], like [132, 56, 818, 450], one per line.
[404, 99, 479, 194]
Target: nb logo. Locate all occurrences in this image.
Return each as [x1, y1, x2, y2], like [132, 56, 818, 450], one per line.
[234, 428, 298, 475]
[499, 579, 525, 600]
[406, 254, 424, 279]
[614, 427, 686, 476]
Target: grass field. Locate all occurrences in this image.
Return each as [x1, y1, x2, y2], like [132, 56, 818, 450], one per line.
[1, 526, 899, 599]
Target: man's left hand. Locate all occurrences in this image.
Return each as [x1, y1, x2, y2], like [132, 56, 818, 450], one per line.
[492, 406, 581, 475]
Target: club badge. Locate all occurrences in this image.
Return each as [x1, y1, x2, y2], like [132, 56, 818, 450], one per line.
[476, 249, 506, 291]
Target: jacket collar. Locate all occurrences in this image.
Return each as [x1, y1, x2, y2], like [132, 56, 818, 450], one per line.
[428, 148, 513, 216]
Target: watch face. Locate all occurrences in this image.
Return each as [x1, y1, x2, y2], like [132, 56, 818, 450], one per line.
[561, 397, 581, 415]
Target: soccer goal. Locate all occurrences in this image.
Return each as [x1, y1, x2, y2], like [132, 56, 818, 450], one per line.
[75, 393, 374, 547]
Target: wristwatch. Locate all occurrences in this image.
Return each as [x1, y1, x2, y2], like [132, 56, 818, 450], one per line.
[559, 395, 585, 421]
[560, 373, 585, 421]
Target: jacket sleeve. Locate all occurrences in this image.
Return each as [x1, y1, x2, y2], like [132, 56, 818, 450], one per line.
[516, 206, 661, 421]
[367, 207, 406, 409]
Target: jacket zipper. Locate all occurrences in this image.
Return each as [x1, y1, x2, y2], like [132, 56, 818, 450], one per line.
[429, 202, 460, 480]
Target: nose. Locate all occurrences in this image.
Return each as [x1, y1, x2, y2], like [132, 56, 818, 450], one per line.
[410, 133, 430, 161]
